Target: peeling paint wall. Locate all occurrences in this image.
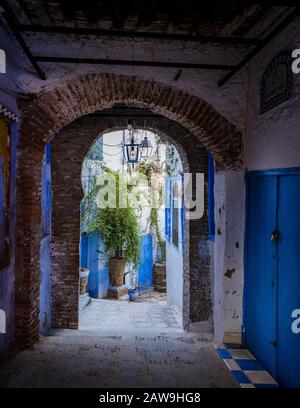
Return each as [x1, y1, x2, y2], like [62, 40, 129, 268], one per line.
[213, 173, 225, 345]
[222, 172, 245, 343]
[213, 170, 245, 344]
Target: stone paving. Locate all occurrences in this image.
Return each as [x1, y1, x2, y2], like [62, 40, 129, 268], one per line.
[0, 293, 238, 388]
[0, 332, 238, 388]
[79, 292, 181, 332]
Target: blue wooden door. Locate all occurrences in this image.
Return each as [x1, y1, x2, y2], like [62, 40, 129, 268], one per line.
[138, 234, 153, 291]
[245, 175, 277, 377]
[277, 175, 300, 387]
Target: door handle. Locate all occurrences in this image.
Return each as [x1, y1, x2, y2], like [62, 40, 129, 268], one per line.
[271, 230, 280, 242]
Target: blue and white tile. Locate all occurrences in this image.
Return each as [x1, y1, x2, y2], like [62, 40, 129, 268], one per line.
[214, 344, 279, 388]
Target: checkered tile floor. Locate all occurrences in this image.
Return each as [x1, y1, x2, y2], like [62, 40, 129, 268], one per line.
[215, 345, 278, 388]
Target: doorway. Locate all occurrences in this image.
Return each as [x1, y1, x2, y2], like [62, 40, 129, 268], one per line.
[78, 129, 184, 333]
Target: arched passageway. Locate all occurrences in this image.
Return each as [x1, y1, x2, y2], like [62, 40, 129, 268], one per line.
[15, 74, 243, 346]
[51, 110, 208, 332]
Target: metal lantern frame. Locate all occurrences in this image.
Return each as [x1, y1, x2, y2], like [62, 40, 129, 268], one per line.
[123, 127, 153, 166]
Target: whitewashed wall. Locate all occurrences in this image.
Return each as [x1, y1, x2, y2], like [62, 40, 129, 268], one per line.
[246, 15, 300, 171]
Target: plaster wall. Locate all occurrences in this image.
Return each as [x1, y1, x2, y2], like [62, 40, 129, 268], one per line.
[166, 236, 184, 325]
[246, 15, 300, 171]
[213, 170, 245, 344]
[166, 176, 184, 324]
[15, 34, 247, 130]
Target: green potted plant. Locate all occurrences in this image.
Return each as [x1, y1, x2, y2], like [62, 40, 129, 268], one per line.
[89, 170, 141, 287]
[93, 206, 140, 286]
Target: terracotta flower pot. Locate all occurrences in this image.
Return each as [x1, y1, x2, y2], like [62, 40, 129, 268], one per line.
[109, 257, 126, 286]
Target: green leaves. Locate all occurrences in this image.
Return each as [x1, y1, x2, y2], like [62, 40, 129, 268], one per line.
[90, 206, 141, 269]
[88, 169, 141, 270]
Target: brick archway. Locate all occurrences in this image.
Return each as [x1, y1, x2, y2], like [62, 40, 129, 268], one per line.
[51, 112, 209, 334]
[15, 74, 243, 346]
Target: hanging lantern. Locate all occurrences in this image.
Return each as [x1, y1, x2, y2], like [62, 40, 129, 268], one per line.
[122, 119, 153, 165]
[140, 135, 153, 160]
[125, 135, 140, 164]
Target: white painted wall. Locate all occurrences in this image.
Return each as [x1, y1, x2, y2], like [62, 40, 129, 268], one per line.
[166, 174, 184, 323]
[10, 31, 248, 130]
[166, 236, 183, 322]
[102, 131, 123, 172]
[245, 15, 300, 171]
[213, 170, 245, 345]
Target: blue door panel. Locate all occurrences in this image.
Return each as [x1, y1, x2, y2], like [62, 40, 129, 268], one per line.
[277, 175, 300, 387]
[165, 179, 171, 242]
[245, 175, 277, 377]
[138, 234, 153, 291]
[87, 232, 109, 299]
[80, 235, 89, 268]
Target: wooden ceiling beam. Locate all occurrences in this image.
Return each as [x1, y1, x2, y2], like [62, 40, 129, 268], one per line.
[34, 55, 236, 70]
[17, 24, 262, 45]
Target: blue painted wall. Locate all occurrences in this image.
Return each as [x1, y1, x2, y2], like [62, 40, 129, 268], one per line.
[137, 233, 153, 291]
[39, 143, 52, 335]
[80, 234, 89, 268]
[80, 232, 153, 297]
[0, 121, 19, 354]
[80, 232, 109, 299]
[208, 153, 215, 241]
